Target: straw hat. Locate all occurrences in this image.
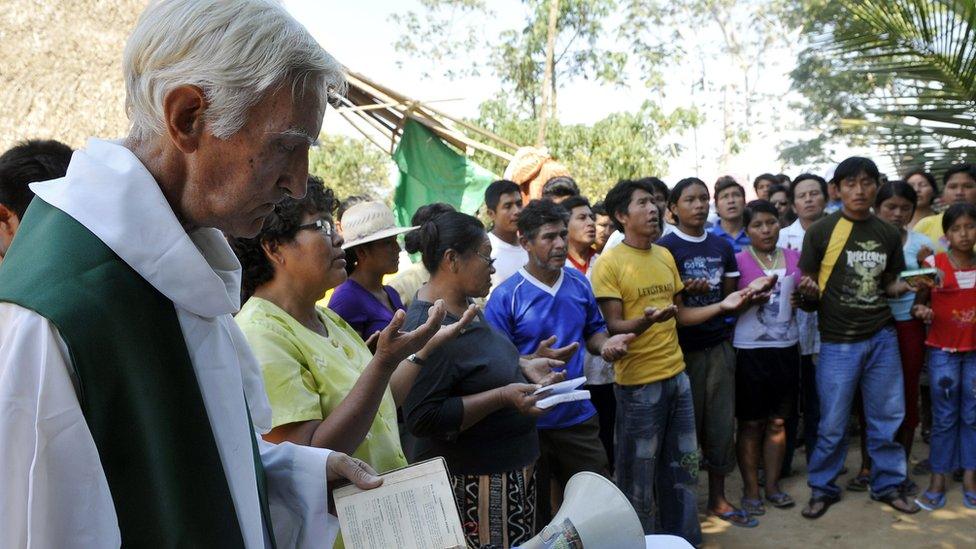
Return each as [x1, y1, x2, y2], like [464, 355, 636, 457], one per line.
[503, 146, 571, 200]
[339, 201, 417, 250]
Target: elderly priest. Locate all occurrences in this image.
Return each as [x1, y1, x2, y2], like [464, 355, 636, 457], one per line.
[0, 1, 441, 547]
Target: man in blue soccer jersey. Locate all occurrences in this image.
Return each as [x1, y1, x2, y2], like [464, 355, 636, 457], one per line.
[485, 199, 633, 518]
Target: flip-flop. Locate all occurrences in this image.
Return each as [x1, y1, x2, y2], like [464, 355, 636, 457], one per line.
[801, 494, 840, 519]
[846, 474, 870, 492]
[870, 491, 921, 514]
[964, 491, 976, 510]
[914, 491, 946, 511]
[740, 497, 766, 516]
[711, 509, 759, 528]
[766, 492, 796, 509]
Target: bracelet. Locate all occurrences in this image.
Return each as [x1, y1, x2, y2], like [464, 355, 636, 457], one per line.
[406, 353, 427, 367]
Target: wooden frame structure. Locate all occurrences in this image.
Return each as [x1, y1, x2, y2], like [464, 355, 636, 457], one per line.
[334, 69, 517, 162]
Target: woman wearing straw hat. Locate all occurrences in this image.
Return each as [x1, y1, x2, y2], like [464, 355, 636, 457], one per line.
[330, 200, 416, 341]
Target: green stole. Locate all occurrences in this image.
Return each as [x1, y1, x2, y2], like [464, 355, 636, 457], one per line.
[0, 198, 275, 547]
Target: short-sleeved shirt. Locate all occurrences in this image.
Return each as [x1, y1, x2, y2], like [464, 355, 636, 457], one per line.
[402, 300, 538, 475]
[710, 223, 751, 253]
[914, 212, 947, 251]
[484, 267, 604, 430]
[889, 231, 935, 321]
[328, 278, 404, 341]
[658, 228, 740, 349]
[488, 231, 528, 294]
[235, 297, 407, 474]
[591, 243, 685, 386]
[798, 212, 905, 343]
[733, 248, 800, 348]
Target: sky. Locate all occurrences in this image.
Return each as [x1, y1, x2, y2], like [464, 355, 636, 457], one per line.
[285, 0, 892, 192]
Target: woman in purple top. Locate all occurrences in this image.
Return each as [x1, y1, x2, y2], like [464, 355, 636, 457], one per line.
[329, 201, 416, 341]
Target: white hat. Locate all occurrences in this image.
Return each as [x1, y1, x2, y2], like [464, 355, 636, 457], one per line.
[340, 201, 417, 250]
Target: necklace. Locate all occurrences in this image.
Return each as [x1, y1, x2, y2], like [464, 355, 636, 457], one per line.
[947, 249, 976, 271]
[748, 246, 781, 271]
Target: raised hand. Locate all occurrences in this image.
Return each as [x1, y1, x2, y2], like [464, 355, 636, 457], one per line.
[682, 278, 711, 295]
[521, 356, 565, 384]
[363, 331, 380, 354]
[372, 300, 446, 369]
[416, 303, 478, 357]
[747, 273, 778, 293]
[326, 451, 382, 489]
[790, 275, 820, 309]
[532, 335, 580, 362]
[643, 304, 677, 324]
[601, 333, 635, 362]
[718, 289, 752, 313]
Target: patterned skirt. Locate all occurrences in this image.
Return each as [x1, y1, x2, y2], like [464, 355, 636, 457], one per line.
[451, 464, 537, 549]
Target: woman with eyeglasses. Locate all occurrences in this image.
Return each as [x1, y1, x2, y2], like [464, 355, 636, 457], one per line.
[402, 210, 563, 548]
[229, 178, 475, 508]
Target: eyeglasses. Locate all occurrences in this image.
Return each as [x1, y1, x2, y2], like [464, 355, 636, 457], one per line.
[297, 219, 334, 237]
[474, 251, 495, 267]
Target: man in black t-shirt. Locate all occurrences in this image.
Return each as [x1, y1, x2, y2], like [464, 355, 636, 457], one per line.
[796, 157, 918, 518]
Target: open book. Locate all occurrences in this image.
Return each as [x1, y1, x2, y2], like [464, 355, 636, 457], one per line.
[333, 457, 466, 549]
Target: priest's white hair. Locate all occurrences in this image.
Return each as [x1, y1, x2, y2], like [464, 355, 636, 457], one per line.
[123, 0, 344, 141]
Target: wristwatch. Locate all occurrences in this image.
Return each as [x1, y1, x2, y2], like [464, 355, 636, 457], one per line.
[406, 354, 428, 366]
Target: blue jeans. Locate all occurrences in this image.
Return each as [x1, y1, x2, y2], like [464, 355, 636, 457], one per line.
[927, 349, 976, 473]
[808, 327, 907, 498]
[614, 373, 701, 547]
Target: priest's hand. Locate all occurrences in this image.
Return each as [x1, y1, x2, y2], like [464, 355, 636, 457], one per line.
[327, 452, 383, 489]
[373, 299, 447, 369]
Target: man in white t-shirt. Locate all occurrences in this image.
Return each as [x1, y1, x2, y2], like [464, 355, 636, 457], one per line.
[485, 179, 527, 292]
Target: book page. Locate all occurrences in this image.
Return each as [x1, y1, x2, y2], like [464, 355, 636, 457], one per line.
[334, 458, 466, 549]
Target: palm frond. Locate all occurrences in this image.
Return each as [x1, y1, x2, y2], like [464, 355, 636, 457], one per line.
[825, 0, 976, 170]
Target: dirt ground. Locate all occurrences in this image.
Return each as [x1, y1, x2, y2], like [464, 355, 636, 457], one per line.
[695, 435, 976, 549]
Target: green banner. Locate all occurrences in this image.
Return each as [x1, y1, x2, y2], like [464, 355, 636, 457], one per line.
[392, 119, 497, 227]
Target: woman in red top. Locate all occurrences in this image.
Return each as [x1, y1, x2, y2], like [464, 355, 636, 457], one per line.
[911, 203, 976, 510]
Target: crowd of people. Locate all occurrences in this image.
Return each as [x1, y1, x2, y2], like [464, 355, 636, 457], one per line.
[2, 1, 976, 548]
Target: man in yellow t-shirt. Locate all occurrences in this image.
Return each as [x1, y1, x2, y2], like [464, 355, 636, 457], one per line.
[592, 179, 759, 543]
[913, 164, 976, 251]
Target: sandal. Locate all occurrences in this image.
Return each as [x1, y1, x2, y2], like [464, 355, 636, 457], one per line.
[766, 492, 796, 509]
[740, 497, 766, 516]
[901, 479, 919, 497]
[914, 491, 946, 511]
[846, 474, 870, 492]
[802, 493, 840, 519]
[964, 491, 976, 510]
[711, 508, 759, 528]
[870, 490, 920, 514]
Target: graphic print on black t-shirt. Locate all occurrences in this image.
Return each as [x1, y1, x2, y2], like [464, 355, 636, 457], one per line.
[838, 239, 887, 309]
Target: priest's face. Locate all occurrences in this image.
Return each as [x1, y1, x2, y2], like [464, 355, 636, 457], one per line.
[189, 86, 325, 238]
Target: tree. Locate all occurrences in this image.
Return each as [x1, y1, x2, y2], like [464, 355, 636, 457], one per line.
[783, 0, 976, 173]
[391, 0, 627, 132]
[620, 0, 796, 167]
[308, 135, 395, 201]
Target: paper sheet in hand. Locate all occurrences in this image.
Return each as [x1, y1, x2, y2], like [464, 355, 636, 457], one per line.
[533, 376, 588, 396]
[537, 389, 591, 409]
[334, 458, 465, 549]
